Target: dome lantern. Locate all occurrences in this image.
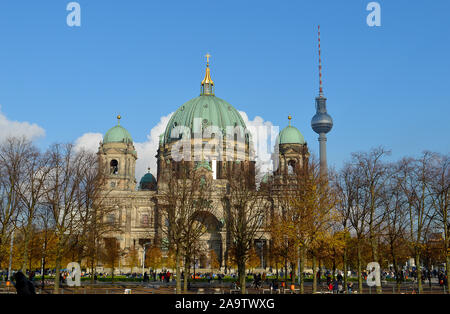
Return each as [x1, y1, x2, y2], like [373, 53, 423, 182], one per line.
[201, 53, 215, 96]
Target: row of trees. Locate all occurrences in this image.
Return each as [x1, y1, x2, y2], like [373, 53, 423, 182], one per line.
[0, 136, 267, 294]
[267, 148, 449, 294]
[1, 136, 448, 295]
[334, 148, 449, 293]
[0, 137, 119, 293]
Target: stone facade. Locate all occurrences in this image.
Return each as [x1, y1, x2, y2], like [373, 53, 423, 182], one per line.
[97, 131, 308, 273]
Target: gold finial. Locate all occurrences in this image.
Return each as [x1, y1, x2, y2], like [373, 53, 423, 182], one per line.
[117, 115, 121, 125]
[288, 115, 292, 126]
[201, 53, 214, 94]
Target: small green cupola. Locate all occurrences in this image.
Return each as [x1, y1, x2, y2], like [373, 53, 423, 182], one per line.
[103, 115, 133, 144]
[139, 168, 157, 191]
[278, 115, 306, 145]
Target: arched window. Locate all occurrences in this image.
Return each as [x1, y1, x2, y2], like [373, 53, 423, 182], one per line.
[287, 160, 296, 175]
[110, 159, 119, 175]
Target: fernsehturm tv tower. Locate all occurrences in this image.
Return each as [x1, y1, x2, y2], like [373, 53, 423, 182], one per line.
[311, 25, 333, 177]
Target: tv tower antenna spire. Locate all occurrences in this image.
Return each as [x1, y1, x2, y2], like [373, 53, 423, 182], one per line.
[311, 25, 333, 177]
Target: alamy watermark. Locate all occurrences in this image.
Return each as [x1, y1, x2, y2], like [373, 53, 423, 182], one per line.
[168, 118, 280, 171]
[66, 262, 81, 287]
[366, 2, 381, 27]
[66, 2, 81, 27]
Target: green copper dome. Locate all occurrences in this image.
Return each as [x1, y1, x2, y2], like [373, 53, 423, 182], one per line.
[140, 172, 156, 184]
[139, 171, 157, 191]
[104, 125, 133, 144]
[278, 125, 305, 145]
[163, 95, 247, 144]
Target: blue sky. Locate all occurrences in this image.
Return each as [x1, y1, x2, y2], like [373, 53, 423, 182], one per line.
[0, 0, 448, 172]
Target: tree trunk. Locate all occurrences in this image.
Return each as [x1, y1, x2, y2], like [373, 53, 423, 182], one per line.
[111, 265, 115, 282]
[374, 247, 381, 294]
[415, 251, 422, 293]
[446, 255, 450, 294]
[312, 254, 317, 293]
[391, 246, 401, 293]
[343, 246, 348, 293]
[357, 240, 363, 293]
[291, 261, 296, 284]
[238, 260, 246, 294]
[332, 258, 336, 280]
[175, 249, 181, 294]
[275, 262, 278, 279]
[90, 259, 95, 284]
[299, 247, 305, 294]
[21, 219, 33, 273]
[183, 257, 189, 293]
[54, 256, 61, 294]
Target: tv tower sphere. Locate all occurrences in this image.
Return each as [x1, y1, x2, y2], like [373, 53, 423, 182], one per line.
[311, 106, 333, 134]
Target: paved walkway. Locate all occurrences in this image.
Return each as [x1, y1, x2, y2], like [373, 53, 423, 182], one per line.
[0, 280, 447, 294]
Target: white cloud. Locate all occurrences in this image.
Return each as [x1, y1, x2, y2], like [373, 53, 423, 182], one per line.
[73, 111, 277, 183]
[134, 112, 174, 181]
[238, 111, 278, 175]
[74, 132, 103, 153]
[0, 105, 46, 142]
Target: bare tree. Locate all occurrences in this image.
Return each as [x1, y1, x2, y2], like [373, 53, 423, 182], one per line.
[429, 153, 449, 293]
[0, 137, 30, 267]
[74, 151, 119, 283]
[333, 164, 357, 292]
[44, 143, 96, 293]
[351, 147, 391, 293]
[398, 153, 436, 293]
[223, 171, 268, 294]
[35, 203, 56, 289]
[159, 161, 215, 294]
[15, 142, 51, 272]
[382, 162, 409, 291]
[289, 157, 337, 293]
[344, 162, 370, 293]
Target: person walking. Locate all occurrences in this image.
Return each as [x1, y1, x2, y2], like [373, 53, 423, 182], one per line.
[332, 279, 339, 294]
[337, 272, 343, 283]
[326, 272, 332, 286]
[347, 282, 353, 294]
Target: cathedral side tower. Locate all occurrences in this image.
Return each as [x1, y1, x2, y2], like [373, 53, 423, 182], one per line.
[272, 116, 309, 181]
[98, 115, 137, 191]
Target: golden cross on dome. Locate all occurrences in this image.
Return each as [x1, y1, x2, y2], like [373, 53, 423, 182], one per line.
[117, 115, 121, 125]
[288, 115, 292, 126]
[205, 53, 211, 64]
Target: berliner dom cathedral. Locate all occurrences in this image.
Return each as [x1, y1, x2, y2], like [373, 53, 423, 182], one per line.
[98, 55, 310, 272]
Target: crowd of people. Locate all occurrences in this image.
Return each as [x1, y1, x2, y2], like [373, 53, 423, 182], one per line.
[1, 265, 448, 295]
[143, 270, 172, 283]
